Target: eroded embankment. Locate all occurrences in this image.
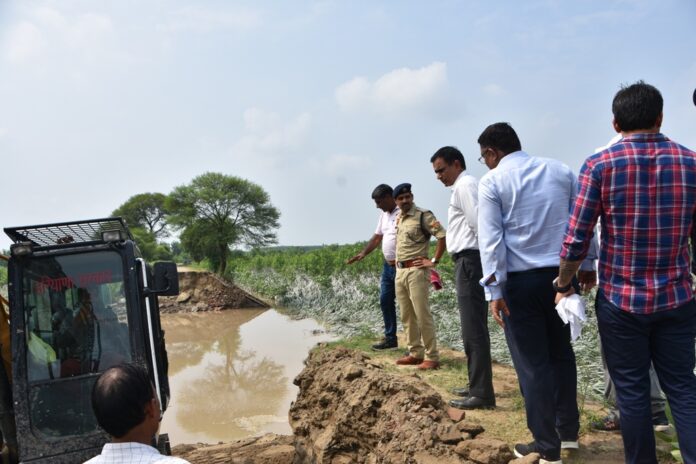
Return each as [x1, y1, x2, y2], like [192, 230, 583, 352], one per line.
[159, 271, 268, 313]
[173, 347, 520, 464]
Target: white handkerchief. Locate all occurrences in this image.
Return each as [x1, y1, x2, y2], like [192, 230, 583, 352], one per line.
[555, 294, 586, 342]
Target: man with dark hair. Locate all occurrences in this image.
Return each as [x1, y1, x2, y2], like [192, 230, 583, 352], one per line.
[392, 183, 446, 370]
[430, 146, 495, 410]
[557, 80, 696, 464]
[477, 122, 596, 464]
[347, 184, 400, 350]
[85, 363, 189, 463]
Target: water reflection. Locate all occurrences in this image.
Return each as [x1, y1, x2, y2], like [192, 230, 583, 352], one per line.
[160, 309, 334, 445]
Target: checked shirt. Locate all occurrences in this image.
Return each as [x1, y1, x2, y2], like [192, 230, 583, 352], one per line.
[560, 133, 696, 314]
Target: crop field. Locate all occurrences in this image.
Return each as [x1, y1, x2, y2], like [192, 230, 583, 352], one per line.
[226, 244, 605, 400]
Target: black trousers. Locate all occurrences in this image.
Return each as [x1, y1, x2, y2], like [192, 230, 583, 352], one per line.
[454, 249, 494, 401]
[502, 267, 579, 461]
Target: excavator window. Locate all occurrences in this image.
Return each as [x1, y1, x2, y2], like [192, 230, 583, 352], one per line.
[21, 250, 132, 438]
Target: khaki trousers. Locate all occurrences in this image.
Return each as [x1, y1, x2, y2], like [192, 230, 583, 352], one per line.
[395, 267, 439, 361]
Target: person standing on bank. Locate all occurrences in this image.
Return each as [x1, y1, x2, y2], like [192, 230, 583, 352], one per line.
[557, 81, 696, 464]
[347, 184, 400, 350]
[477, 122, 597, 464]
[430, 146, 495, 410]
[392, 183, 446, 370]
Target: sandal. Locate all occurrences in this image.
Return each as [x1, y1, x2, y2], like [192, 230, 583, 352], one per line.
[590, 413, 621, 431]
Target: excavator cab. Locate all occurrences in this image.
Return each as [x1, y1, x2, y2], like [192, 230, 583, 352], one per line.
[2, 218, 178, 463]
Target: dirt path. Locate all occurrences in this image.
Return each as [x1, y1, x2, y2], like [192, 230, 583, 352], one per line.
[359, 332, 679, 463]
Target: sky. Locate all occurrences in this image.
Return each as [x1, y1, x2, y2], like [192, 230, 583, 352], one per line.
[1, 0, 695, 252]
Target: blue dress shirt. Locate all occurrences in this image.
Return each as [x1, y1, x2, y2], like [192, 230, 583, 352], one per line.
[478, 151, 596, 300]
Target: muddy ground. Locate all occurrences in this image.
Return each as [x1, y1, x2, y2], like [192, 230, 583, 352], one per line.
[170, 343, 666, 464]
[163, 272, 674, 463]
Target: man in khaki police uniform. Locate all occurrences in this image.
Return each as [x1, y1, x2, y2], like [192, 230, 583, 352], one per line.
[392, 183, 446, 370]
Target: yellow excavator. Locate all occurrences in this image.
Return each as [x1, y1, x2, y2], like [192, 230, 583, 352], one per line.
[0, 218, 178, 463]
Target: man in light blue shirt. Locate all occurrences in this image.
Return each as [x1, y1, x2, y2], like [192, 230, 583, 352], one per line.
[476, 122, 596, 464]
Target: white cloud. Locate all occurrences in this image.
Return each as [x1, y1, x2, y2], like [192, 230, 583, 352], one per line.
[231, 109, 311, 164]
[5, 21, 45, 62]
[3, 7, 116, 65]
[335, 62, 451, 116]
[324, 154, 371, 176]
[157, 6, 263, 33]
[482, 83, 505, 96]
[0, 128, 8, 138]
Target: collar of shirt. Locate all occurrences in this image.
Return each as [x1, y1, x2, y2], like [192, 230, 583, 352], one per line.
[399, 204, 418, 218]
[450, 170, 467, 191]
[496, 150, 528, 168]
[620, 132, 666, 144]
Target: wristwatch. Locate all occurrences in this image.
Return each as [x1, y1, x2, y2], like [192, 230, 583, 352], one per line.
[552, 277, 572, 293]
[431, 257, 439, 265]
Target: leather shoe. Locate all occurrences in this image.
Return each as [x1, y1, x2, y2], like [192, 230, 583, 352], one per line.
[416, 360, 440, 370]
[451, 387, 470, 397]
[448, 396, 495, 410]
[395, 355, 424, 365]
[371, 339, 398, 350]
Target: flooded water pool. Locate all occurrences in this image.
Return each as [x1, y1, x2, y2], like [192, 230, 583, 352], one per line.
[159, 308, 334, 445]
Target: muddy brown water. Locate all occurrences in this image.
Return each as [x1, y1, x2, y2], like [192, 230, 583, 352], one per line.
[159, 308, 335, 445]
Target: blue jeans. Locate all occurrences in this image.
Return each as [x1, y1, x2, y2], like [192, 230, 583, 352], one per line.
[597, 291, 696, 464]
[380, 262, 397, 342]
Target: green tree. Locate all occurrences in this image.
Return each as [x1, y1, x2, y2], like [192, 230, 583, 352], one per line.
[130, 227, 173, 262]
[112, 193, 169, 238]
[167, 173, 280, 274]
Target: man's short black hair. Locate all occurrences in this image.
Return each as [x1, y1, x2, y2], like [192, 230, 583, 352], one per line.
[371, 184, 393, 200]
[477, 122, 522, 154]
[92, 363, 154, 438]
[612, 81, 663, 132]
[430, 146, 466, 170]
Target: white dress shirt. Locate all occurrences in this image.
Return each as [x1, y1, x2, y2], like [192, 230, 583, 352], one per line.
[84, 442, 190, 464]
[478, 151, 596, 300]
[375, 207, 400, 261]
[446, 171, 479, 254]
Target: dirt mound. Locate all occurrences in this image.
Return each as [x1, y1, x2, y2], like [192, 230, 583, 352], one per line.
[175, 347, 515, 464]
[172, 434, 296, 464]
[290, 347, 513, 464]
[159, 271, 267, 313]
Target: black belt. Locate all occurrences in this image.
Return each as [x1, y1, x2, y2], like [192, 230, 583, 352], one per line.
[508, 266, 559, 277]
[451, 249, 479, 261]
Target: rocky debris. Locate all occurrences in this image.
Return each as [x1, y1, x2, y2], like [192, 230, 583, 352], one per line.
[455, 438, 514, 464]
[159, 271, 267, 313]
[509, 453, 540, 464]
[172, 434, 296, 464]
[289, 347, 513, 464]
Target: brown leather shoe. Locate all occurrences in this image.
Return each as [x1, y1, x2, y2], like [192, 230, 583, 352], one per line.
[416, 360, 440, 370]
[395, 355, 424, 365]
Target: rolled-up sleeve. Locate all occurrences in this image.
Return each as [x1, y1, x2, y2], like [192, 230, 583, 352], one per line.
[477, 176, 507, 301]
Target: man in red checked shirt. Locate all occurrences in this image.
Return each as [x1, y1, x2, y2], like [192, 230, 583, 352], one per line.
[556, 81, 696, 464]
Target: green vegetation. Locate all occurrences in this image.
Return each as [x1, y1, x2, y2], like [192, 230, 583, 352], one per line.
[110, 173, 279, 266]
[167, 173, 280, 274]
[112, 192, 169, 238]
[225, 243, 604, 400]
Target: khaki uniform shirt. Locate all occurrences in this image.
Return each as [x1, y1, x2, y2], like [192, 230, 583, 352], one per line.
[396, 205, 446, 261]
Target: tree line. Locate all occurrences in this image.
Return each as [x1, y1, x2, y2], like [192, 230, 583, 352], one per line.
[112, 172, 280, 274]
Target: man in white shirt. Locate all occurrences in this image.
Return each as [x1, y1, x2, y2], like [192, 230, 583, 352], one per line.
[430, 146, 494, 410]
[347, 184, 400, 350]
[84, 363, 189, 464]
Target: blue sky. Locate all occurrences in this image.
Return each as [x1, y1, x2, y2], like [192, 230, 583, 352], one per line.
[1, 0, 695, 252]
